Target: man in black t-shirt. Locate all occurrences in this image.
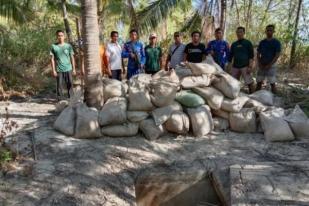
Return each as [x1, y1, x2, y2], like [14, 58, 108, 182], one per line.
[184, 31, 206, 63]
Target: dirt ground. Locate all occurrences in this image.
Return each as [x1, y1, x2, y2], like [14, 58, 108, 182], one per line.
[0, 98, 309, 206]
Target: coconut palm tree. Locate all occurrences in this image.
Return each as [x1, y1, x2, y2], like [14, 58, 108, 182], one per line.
[81, 0, 104, 109]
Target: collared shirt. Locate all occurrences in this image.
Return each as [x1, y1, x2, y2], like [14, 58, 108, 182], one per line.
[205, 39, 229, 69]
[106, 42, 122, 70]
[168, 43, 185, 68]
[145, 45, 162, 72]
[50, 43, 74, 72]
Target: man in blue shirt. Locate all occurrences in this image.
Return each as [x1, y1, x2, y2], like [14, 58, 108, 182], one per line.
[256, 25, 281, 94]
[122, 29, 146, 79]
[205, 28, 230, 70]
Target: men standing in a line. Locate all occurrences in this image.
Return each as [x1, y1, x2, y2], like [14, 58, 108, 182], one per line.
[106, 31, 123, 80]
[184, 31, 206, 63]
[206, 28, 230, 70]
[228, 27, 255, 93]
[122, 29, 145, 79]
[144, 33, 163, 75]
[50, 30, 76, 100]
[256, 25, 281, 94]
[165, 32, 186, 70]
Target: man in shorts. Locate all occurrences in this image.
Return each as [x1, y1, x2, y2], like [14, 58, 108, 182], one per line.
[256, 25, 281, 94]
[228, 26, 255, 93]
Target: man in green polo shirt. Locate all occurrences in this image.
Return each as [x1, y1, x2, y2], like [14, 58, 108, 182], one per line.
[144, 33, 163, 75]
[228, 27, 255, 93]
[50, 30, 76, 100]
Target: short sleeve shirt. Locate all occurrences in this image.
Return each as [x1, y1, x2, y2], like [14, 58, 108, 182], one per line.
[229, 39, 254, 68]
[205, 40, 230, 69]
[169, 43, 185, 68]
[106, 42, 122, 70]
[145, 45, 162, 72]
[50, 43, 74, 72]
[257, 38, 281, 65]
[184, 43, 206, 63]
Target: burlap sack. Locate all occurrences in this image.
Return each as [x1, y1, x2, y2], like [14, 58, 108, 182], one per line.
[101, 122, 139, 137]
[192, 87, 224, 110]
[164, 111, 190, 134]
[187, 105, 214, 137]
[75, 104, 101, 139]
[98, 97, 127, 126]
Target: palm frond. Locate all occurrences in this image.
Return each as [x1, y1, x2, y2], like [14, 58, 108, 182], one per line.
[47, 0, 80, 16]
[137, 0, 191, 34]
[180, 10, 201, 33]
[0, 0, 32, 23]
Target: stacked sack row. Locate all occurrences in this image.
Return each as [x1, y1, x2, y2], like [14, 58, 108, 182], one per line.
[54, 58, 309, 141]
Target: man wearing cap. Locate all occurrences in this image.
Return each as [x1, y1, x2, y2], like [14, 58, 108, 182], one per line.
[165, 32, 186, 70]
[144, 33, 163, 75]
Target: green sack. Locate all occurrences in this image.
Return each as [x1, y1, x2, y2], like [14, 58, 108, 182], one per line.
[175, 90, 205, 108]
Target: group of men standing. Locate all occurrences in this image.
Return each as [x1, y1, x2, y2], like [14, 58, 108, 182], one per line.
[50, 24, 281, 100]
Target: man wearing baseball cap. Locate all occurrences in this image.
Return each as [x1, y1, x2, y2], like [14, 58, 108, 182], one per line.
[165, 32, 186, 70]
[144, 33, 163, 74]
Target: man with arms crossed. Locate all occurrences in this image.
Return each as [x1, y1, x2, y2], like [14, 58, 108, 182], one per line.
[50, 30, 76, 100]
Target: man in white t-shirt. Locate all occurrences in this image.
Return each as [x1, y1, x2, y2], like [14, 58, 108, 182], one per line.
[165, 32, 186, 70]
[106, 31, 123, 80]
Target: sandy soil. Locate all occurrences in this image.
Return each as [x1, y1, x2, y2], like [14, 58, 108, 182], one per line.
[0, 99, 309, 206]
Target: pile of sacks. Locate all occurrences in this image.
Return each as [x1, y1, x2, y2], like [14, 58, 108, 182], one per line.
[54, 58, 309, 141]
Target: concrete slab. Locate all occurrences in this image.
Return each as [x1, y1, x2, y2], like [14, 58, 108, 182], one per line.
[230, 161, 309, 206]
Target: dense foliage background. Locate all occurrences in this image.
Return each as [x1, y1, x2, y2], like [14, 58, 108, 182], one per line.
[0, 0, 308, 94]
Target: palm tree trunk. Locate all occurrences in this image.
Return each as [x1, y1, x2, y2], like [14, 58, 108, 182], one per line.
[220, 0, 227, 33]
[81, 0, 104, 109]
[201, 0, 215, 42]
[61, 0, 73, 43]
[289, 0, 302, 69]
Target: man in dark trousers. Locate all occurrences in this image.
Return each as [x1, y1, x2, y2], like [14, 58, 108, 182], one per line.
[184, 31, 206, 63]
[50, 30, 76, 100]
[228, 27, 255, 93]
[256, 25, 281, 94]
